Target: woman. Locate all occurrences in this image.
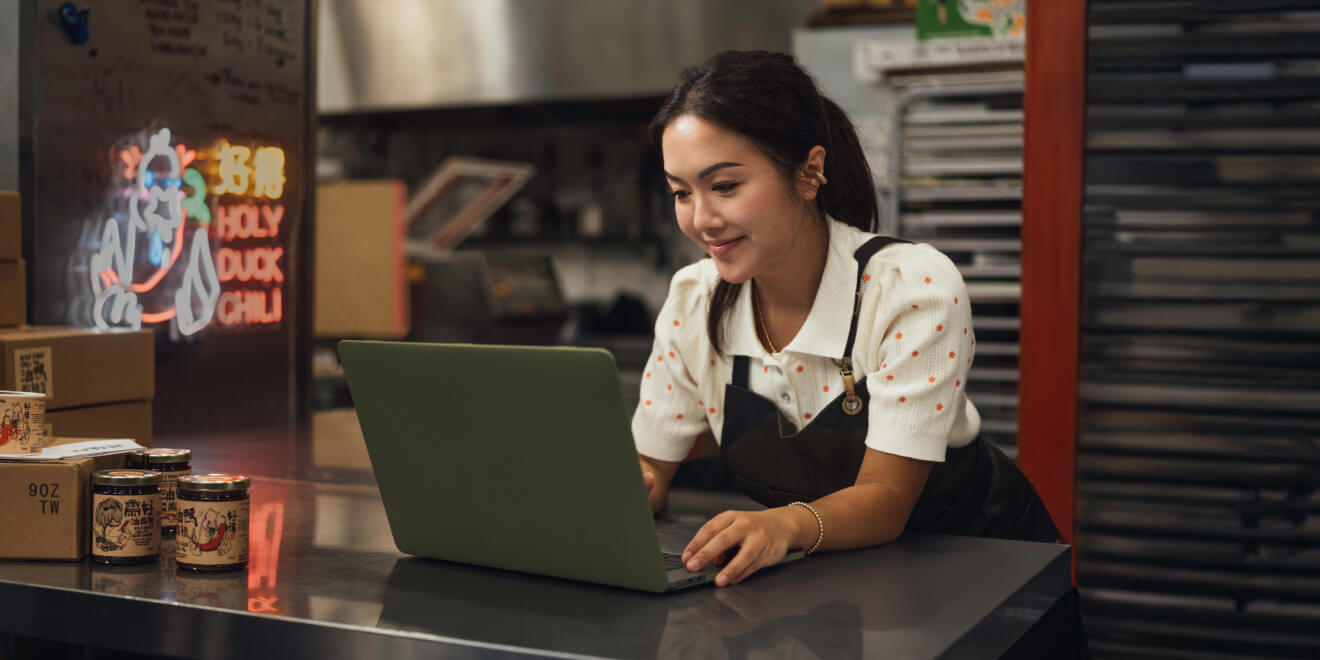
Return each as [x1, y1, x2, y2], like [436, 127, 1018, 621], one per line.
[632, 51, 1062, 589]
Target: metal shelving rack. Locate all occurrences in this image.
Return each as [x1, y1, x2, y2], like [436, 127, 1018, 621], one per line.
[1079, 2, 1320, 658]
[859, 39, 1026, 456]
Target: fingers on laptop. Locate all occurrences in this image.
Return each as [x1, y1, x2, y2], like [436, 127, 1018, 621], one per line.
[682, 511, 784, 586]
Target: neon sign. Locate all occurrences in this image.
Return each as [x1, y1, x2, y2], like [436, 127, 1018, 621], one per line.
[88, 126, 288, 336]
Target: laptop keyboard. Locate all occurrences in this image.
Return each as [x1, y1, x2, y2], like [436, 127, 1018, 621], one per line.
[663, 553, 685, 570]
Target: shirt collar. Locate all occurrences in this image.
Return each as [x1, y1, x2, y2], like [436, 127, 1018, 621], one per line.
[724, 218, 858, 359]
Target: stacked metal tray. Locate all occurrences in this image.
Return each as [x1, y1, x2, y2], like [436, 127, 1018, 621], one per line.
[863, 52, 1026, 456]
[1079, 2, 1320, 657]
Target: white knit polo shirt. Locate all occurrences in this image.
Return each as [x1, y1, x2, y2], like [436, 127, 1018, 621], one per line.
[632, 218, 980, 464]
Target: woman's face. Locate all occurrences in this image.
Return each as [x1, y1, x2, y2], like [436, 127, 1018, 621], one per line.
[661, 115, 815, 284]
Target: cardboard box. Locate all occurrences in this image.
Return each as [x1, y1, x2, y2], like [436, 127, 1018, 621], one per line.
[0, 192, 18, 261]
[0, 327, 154, 410]
[0, 259, 23, 327]
[0, 439, 134, 560]
[315, 180, 409, 339]
[46, 400, 152, 448]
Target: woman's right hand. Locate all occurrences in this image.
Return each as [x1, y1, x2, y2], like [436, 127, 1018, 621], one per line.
[639, 454, 680, 515]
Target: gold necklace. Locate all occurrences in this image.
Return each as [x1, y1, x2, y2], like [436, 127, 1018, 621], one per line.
[752, 282, 778, 354]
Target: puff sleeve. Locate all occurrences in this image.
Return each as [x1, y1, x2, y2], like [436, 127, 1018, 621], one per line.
[856, 244, 976, 462]
[631, 263, 715, 462]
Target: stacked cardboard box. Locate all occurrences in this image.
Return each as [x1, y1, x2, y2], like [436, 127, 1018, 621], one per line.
[0, 437, 137, 560]
[0, 192, 22, 328]
[0, 326, 155, 447]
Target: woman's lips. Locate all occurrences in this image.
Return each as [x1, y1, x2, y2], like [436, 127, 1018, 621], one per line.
[707, 236, 744, 258]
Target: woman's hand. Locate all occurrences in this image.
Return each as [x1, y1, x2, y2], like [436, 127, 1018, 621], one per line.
[681, 507, 812, 587]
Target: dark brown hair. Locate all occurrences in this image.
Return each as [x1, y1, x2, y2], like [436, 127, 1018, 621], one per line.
[648, 50, 879, 354]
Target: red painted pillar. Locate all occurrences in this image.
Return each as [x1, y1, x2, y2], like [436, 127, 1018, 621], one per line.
[1020, 0, 1087, 556]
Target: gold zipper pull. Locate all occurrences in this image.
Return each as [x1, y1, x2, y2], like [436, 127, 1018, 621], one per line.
[840, 359, 863, 416]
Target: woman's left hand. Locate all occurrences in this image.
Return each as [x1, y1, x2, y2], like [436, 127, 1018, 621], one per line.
[681, 508, 803, 587]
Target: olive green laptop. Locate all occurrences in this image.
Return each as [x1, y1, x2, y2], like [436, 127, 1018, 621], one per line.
[340, 341, 801, 592]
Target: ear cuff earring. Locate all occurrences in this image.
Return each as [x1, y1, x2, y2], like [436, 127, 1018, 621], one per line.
[814, 171, 828, 186]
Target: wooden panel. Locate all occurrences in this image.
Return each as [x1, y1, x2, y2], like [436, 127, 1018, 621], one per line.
[1020, 0, 1087, 548]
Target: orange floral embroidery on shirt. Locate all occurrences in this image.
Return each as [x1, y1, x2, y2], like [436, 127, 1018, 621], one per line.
[823, 386, 830, 393]
[956, 380, 961, 387]
[796, 366, 804, 373]
[895, 332, 903, 340]
[863, 274, 871, 282]
[886, 374, 894, 381]
[949, 352, 956, 358]
[673, 320, 680, 327]
[936, 325, 943, 332]
[925, 277, 932, 284]
[929, 376, 936, 383]
[899, 396, 907, 403]
[667, 385, 673, 391]
[912, 350, 919, 357]
[936, 403, 944, 411]
[669, 351, 675, 358]
[709, 407, 716, 414]
[676, 414, 684, 420]
[804, 412, 813, 420]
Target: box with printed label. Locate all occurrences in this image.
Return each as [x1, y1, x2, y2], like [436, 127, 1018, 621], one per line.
[0, 192, 18, 261]
[46, 400, 153, 448]
[0, 260, 23, 327]
[0, 438, 137, 560]
[0, 327, 154, 410]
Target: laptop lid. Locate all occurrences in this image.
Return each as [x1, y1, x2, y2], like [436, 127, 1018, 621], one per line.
[339, 340, 672, 592]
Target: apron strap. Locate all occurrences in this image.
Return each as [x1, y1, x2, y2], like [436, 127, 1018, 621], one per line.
[842, 236, 911, 358]
[732, 354, 750, 388]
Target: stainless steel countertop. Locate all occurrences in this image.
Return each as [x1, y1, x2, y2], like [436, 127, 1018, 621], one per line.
[0, 411, 1071, 659]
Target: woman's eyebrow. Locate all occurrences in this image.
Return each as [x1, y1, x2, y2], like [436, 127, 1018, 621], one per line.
[665, 162, 745, 183]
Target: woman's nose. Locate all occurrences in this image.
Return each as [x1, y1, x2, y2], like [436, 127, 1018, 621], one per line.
[691, 196, 724, 234]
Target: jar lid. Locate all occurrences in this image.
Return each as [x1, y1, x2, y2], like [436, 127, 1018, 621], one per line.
[178, 473, 250, 493]
[92, 469, 163, 487]
[135, 448, 192, 465]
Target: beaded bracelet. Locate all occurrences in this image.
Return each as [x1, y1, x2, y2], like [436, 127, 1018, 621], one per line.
[789, 501, 824, 555]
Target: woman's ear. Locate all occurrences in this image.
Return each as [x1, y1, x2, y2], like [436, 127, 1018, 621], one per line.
[798, 145, 828, 201]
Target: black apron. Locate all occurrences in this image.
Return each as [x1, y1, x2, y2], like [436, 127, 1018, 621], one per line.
[718, 236, 1060, 544]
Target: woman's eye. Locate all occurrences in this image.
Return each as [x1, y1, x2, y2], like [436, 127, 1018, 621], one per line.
[712, 182, 739, 193]
[670, 190, 690, 201]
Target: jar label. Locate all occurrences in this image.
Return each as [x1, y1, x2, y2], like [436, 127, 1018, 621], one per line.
[157, 468, 192, 527]
[92, 492, 161, 558]
[177, 498, 249, 566]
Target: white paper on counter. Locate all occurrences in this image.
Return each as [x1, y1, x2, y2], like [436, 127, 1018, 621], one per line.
[0, 438, 145, 461]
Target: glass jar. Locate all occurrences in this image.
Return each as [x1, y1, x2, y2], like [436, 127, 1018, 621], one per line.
[133, 448, 192, 537]
[91, 469, 162, 565]
[176, 474, 250, 572]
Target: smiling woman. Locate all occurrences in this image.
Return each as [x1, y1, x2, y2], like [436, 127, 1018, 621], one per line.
[631, 51, 1071, 617]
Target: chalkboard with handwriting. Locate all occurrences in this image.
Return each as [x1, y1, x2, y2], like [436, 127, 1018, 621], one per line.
[24, 0, 313, 436]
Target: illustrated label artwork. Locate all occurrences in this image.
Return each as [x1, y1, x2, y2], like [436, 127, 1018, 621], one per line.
[159, 468, 192, 528]
[178, 499, 249, 566]
[14, 347, 53, 397]
[93, 492, 161, 557]
[0, 395, 44, 454]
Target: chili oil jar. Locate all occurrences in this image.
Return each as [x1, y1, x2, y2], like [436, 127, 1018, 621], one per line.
[176, 474, 250, 572]
[91, 469, 162, 565]
[133, 448, 192, 537]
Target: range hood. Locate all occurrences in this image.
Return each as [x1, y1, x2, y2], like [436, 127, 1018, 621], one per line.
[318, 0, 817, 113]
